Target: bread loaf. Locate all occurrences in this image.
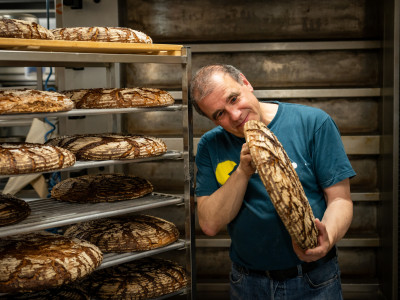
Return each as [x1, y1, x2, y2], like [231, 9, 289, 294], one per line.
[63, 87, 174, 109]
[64, 214, 180, 252]
[0, 231, 103, 293]
[0, 18, 54, 40]
[0, 284, 90, 300]
[51, 174, 153, 203]
[0, 193, 31, 226]
[0, 143, 76, 175]
[52, 27, 152, 43]
[46, 134, 167, 160]
[243, 120, 318, 250]
[0, 89, 74, 114]
[82, 258, 187, 300]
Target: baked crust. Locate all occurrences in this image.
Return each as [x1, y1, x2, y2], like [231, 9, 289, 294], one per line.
[64, 214, 179, 252]
[0, 18, 54, 40]
[46, 134, 167, 161]
[0, 143, 76, 175]
[0, 89, 74, 114]
[51, 174, 153, 203]
[82, 258, 187, 300]
[51, 27, 152, 43]
[0, 231, 103, 293]
[243, 120, 318, 250]
[0, 193, 31, 226]
[63, 87, 174, 109]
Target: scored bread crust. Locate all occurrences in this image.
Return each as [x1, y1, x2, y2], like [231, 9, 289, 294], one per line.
[51, 27, 152, 43]
[63, 88, 175, 109]
[46, 134, 167, 161]
[0, 231, 103, 293]
[0, 89, 74, 114]
[0, 143, 76, 175]
[64, 214, 180, 252]
[243, 120, 318, 250]
[82, 258, 187, 300]
[0, 193, 31, 226]
[0, 18, 54, 40]
[51, 174, 153, 203]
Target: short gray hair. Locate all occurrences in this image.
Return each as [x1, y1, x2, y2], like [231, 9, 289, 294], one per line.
[190, 64, 243, 117]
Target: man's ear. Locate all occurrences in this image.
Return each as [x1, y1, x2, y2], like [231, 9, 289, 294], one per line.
[240, 73, 254, 92]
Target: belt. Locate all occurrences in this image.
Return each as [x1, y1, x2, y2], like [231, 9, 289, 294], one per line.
[237, 247, 337, 281]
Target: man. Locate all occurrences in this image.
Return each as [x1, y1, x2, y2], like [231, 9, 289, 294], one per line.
[190, 64, 355, 299]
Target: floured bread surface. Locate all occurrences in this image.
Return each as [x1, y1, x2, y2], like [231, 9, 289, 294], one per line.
[46, 134, 167, 160]
[1, 284, 90, 300]
[64, 214, 180, 253]
[0, 143, 76, 175]
[82, 258, 187, 300]
[0, 18, 54, 39]
[63, 87, 174, 109]
[243, 120, 318, 250]
[0, 89, 74, 114]
[0, 231, 103, 293]
[51, 174, 153, 203]
[0, 193, 31, 226]
[52, 27, 152, 43]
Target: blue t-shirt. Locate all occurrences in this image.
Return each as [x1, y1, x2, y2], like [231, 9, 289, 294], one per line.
[195, 101, 356, 270]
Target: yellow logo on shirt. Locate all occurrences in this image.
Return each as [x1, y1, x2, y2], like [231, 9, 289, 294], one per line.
[215, 160, 237, 185]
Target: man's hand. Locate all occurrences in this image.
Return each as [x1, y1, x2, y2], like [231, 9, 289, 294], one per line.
[237, 143, 257, 179]
[292, 218, 331, 262]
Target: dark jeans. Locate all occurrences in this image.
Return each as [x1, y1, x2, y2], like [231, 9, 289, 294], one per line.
[230, 257, 343, 300]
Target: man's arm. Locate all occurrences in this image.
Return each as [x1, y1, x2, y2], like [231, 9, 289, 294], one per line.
[197, 143, 255, 236]
[293, 178, 353, 262]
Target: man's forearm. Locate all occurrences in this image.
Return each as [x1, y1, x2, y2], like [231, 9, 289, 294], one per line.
[197, 167, 251, 236]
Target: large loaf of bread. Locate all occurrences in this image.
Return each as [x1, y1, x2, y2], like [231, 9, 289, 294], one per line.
[63, 87, 174, 109]
[0, 143, 76, 175]
[51, 27, 152, 43]
[0, 89, 74, 114]
[64, 214, 180, 253]
[82, 258, 187, 300]
[0, 193, 31, 226]
[243, 120, 318, 250]
[46, 134, 167, 160]
[1, 284, 90, 300]
[51, 174, 153, 203]
[0, 18, 54, 39]
[0, 231, 103, 293]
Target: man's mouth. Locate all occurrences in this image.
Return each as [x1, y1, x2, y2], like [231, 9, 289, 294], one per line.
[238, 115, 249, 128]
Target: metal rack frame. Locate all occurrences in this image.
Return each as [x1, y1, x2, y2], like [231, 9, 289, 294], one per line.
[0, 44, 195, 299]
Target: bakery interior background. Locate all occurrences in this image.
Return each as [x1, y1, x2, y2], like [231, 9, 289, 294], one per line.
[0, 0, 398, 299]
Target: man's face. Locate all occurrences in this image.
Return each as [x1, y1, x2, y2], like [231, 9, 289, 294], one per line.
[197, 72, 262, 138]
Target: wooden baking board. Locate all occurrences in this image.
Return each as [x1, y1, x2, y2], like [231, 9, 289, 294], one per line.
[0, 38, 183, 55]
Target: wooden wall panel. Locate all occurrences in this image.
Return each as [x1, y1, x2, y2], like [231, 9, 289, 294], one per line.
[124, 0, 381, 43]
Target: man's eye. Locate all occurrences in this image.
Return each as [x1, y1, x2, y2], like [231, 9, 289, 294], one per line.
[216, 111, 223, 119]
[231, 97, 237, 103]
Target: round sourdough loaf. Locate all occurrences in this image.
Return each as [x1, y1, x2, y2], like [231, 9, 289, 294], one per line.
[63, 87, 174, 109]
[0, 193, 31, 226]
[51, 174, 153, 203]
[0, 231, 103, 293]
[64, 214, 179, 252]
[82, 258, 187, 300]
[46, 134, 167, 160]
[0, 89, 74, 114]
[0, 18, 54, 39]
[243, 120, 318, 250]
[0, 143, 76, 175]
[0, 284, 90, 300]
[51, 27, 152, 43]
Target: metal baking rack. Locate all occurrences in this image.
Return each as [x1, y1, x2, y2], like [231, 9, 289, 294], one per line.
[0, 192, 184, 238]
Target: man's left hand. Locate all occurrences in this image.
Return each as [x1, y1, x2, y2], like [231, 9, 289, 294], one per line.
[292, 218, 331, 262]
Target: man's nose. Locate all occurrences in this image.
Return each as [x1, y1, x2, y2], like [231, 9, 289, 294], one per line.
[227, 106, 241, 120]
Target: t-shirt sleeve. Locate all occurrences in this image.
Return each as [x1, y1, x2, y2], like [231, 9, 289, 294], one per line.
[195, 137, 219, 196]
[312, 116, 356, 189]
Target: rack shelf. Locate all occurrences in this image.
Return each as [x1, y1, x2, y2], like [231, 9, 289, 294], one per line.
[0, 193, 184, 238]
